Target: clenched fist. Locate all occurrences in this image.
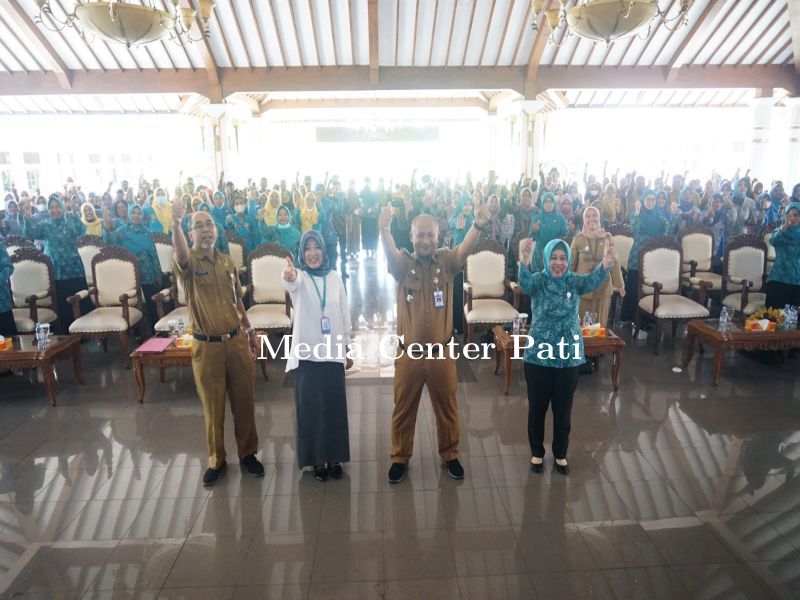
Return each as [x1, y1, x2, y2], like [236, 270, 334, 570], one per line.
[473, 203, 490, 226]
[379, 206, 392, 230]
[519, 238, 533, 267]
[172, 201, 186, 222]
[283, 256, 298, 282]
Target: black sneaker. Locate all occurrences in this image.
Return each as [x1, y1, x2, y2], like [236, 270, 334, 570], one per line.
[329, 463, 343, 479]
[240, 454, 265, 478]
[313, 465, 328, 481]
[445, 458, 465, 480]
[387, 462, 407, 484]
[202, 462, 227, 487]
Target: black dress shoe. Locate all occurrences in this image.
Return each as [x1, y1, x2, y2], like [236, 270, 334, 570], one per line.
[203, 462, 227, 487]
[387, 462, 407, 484]
[530, 460, 544, 473]
[329, 463, 343, 479]
[553, 462, 570, 476]
[313, 465, 328, 481]
[445, 458, 465, 480]
[240, 454, 265, 478]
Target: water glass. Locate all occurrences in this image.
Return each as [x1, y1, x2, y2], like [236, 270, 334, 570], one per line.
[167, 320, 178, 338]
[519, 313, 529, 332]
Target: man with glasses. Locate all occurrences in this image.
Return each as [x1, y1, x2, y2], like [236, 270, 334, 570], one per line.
[172, 202, 263, 487]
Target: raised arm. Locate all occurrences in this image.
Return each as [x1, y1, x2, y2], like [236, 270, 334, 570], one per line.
[454, 204, 490, 267]
[379, 206, 404, 275]
[172, 201, 190, 268]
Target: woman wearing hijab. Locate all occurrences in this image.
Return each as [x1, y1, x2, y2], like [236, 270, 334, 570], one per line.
[764, 184, 786, 227]
[210, 191, 230, 226]
[2, 199, 24, 236]
[270, 205, 301, 256]
[81, 202, 103, 237]
[449, 194, 474, 246]
[0, 244, 16, 337]
[103, 205, 163, 330]
[22, 195, 89, 329]
[765, 202, 800, 310]
[517, 236, 617, 475]
[262, 190, 281, 229]
[282, 231, 351, 482]
[360, 178, 379, 258]
[296, 192, 322, 234]
[529, 192, 569, 272]
[226, 195, 260, 253]
[146, 187, 173, 235]
[620, 190, 669, 323]
[732, 178, 756, 235]
[112, 199, 129, 229]
[597, 183, 620, 227]
[570, 206, 624, 328]
[675, 187, 700, 232]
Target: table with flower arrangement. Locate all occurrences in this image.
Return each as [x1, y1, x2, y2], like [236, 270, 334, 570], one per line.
[681, 316, 800, 386]
[0, 335, 84, 405]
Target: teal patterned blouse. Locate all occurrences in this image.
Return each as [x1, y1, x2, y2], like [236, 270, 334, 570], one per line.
[518, 249, 610, 368]
[104, 223, 163, 285]
[0, 244, 14, 313]
[23, 215, 86, 280]
[768, 226, 800, 286]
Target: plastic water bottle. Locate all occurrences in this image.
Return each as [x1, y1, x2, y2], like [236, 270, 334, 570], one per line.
[719, 307, 729, 330]
[512, 314, 521, 334]
[784, 305, 797, 330]
[582, 311, 592, 328]
[177, 318, 185, 336]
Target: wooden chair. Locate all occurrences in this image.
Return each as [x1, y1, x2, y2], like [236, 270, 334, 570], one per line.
[76, 235, 105, 291]
[463, 238, 520, 343]
[152, 232, 174, 282]
[760, 223, 779, 275]
[227, 233, 248, 284]
[2, 235, 34, 256]
[9, 247, 60, 333]
[634, 237, 710, 354]
[678, 225, 721, 299]
[721, 235, 768, 316]
[152, 276, 190, 334]
[609, 225, 633, 321]
[246, 243, 293, 380]
[68, 246, 149, 363]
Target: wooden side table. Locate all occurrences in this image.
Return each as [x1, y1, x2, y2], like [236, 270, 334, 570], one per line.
[0, 335, 84, 405]
[492, 326, 625, 394]
[130, 342, 192, 403]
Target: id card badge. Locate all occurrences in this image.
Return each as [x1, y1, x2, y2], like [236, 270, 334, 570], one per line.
[433, 290, 445, 309]
[320, 317, 331, 334]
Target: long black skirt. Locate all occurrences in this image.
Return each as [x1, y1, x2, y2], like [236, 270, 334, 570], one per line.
[362, 217, 378, 252]
[294, 360, 350, 469]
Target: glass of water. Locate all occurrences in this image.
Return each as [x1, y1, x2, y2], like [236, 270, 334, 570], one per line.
[518, 313, 529, 333]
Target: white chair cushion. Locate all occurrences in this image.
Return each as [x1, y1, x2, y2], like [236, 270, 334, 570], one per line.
[155, 243, 174, 274]
[688, 272, 722, 290]
[10, 260, 52, 307]
[246, 304, 292, 329]
[612, 236, 633, 270]
[764, 233, 776, 261]
[466, 251, 506, 298]
[727, 247, 765, 292]
[722, 293, 766, 316]
[95, 259, 138, 306]
[251, 255, 286, 303]
[465, 299, 518, 324]
[638, 295, 709, 319]
[154, 306, 191, 333]
[229, 243, 245, 270]
[69, 307, 142, 333]
[13, 308, 58, 333]
[681, 234, 712, 272]
[642, 248, 681, 294]
[78, 245, 102, 285]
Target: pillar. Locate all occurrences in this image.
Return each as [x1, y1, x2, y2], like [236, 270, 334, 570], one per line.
[486, 115, 499, 173]
[786, 97, 800, 183]
[748, 96, 775, 182]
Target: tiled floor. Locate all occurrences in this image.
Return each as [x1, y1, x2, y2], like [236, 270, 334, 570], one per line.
[1, 253, 800, 599]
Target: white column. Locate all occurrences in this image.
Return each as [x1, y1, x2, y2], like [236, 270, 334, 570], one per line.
[748, 96, 776, 181]
[530, 113, 546, 177]
[786, 97, 800, 183]
[486, 115, 499, 173]
[201, 116, 218, 176]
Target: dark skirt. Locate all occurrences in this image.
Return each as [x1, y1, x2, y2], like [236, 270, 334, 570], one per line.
[621, 269, 639, 322]
[765, 280, 800, 310]
[294, 360, 350, 469]
[362, 217, 378, 252]
[56, 277, 93, 333]
[0, 310, 17, 337]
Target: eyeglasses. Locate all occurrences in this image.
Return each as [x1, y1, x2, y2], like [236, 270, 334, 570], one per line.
[191, 221, 215, 231]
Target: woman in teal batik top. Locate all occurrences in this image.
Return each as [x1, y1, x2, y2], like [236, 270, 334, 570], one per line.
[517, 237, 616, 476]
[765, 200, 800, 310]
[270, 205, 301, 258]
[528, 192, 569, 272]
[225, 195, 260, 253]
[22, 195, 90, 330]
[0, 244, 15, 337]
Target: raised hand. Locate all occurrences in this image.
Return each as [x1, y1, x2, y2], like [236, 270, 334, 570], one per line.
[602, 238, 617, 268]
[456, 213, 466, 229]
[172, 200, 186, 222]
[379, 206, 392, 230]
[532, 221, 540, 234]
[473, 203, 490, 226]
[283, 256, 298, 282]
[519, 238, 534, 266]
[633, 200, 641, 215]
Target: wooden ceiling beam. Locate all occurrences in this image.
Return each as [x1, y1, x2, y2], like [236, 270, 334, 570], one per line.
[753, 22, 790, 65]
[248, 0, 270, 67]
[461, 0, 479, 67]
[629, 0, 677, 67]
[0, 0, 72, 87]
[478, 0, 497, 66]
[261, 96, 489, 112]
[347, 0, 356, 64]
[714, 0, 767, 66]
[307, 0, 322, 67]
[789, 0, 800, 74]
[493, 0, 515, 66]
[511, 0, 533, 65]
[666, 0, 727, 82]
[266, 0, 287, 67]
[525, 0, 553, 99]
[368, 0, 378, 83]
[444, 0, 458, 66]
[410, 0, 419, 65]
[735, 3, 783, 66]
[0, 64, 797, 97]
[427, 0, 439, 67]
[231, 0, 257, 68]
[327, 0, 338, 66]
[191, 0, 222, 102]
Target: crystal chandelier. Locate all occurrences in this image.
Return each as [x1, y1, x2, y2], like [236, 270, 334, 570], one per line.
[34, 0, 214, 47]
[532, 0, 692, 45]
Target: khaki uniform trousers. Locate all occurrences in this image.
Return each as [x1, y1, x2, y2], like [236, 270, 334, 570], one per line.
[391, 354, 459, 463]
[191, 333, 258, 469]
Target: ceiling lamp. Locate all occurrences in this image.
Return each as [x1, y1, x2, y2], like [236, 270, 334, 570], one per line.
[532, 0, 691, 45]
[34, 0, 214, 47]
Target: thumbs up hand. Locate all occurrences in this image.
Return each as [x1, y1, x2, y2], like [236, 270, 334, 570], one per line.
[602, 238, 617, 269]
[283, 256, 298, 282]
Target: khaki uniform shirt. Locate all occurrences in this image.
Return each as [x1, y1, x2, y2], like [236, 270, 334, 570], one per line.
[569, 233, 624, 301]
[173, 248, 244, 336]
[390, 248, 461, 345]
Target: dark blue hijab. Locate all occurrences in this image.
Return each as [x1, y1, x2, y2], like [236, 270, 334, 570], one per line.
[297, 230, 332, 277]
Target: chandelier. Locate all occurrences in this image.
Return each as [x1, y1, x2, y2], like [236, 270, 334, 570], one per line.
[34, 0, 214, 47]
[532, 0, 692, 45]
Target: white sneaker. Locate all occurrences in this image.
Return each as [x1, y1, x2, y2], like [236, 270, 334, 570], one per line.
[635, 330, 648, 340]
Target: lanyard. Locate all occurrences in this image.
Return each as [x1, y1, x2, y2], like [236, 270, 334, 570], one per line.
[309, 273, 327, 315]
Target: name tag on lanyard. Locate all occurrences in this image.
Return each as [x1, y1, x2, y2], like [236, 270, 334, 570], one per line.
[320, 316, 331, 334]
[433, 290, 445, 309]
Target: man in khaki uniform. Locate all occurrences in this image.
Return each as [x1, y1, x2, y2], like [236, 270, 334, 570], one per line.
[380, 204, 490, 483]
[171, 202, 264, 487]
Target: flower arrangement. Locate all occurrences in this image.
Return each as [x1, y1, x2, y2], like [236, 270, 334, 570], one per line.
[746, 307, 784, 331]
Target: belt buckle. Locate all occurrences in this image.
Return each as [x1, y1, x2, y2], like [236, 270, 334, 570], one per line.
[221, 333, 231, 341]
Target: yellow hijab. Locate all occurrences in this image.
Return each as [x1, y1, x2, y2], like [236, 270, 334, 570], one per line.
[263, 190, 281, 227]
[80, 202, 103, 236]
[300, 192, 318, 233]
[151, 187, 173, 234]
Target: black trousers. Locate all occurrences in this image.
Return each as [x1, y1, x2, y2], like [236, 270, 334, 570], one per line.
[337, 234, 348, 276]
[524, 362, 580, 460]
[55, 277, 93, 332]
[621, 269, 639, 322]
[765, 280, 800, 310]
[0, 310, 17, 337]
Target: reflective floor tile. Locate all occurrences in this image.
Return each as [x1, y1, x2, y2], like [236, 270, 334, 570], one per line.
[514, 523, 597, 573]
[531, 570, 615, 600]
[57, 499, 145, 541]
[312, 532, 384, 583]
[231, 584, 309, 599]
[237, 534, 316, 586]
[579, 522, 668, 569]
[157, 587, 235, 600]
[88, 538, 183, 591]
[258, 494, 323, 535]
[602, 566, 691, 600]
[318, 493, 382, 534]
[383, 529, 455, 581]
[188, 495, 263, 537]
[163, 536, 251, 589]
[642, 520, 738, 565]
[673, 563, 782, 600]
[457, 574, 537, 600]
[384, 578, 461, 600]
[448, 527, 527, 576]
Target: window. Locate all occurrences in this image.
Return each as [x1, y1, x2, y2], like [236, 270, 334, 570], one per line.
[0, 152, 9, 164]
[22, 152, 40, 165]
[26, 170, 40, 190]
